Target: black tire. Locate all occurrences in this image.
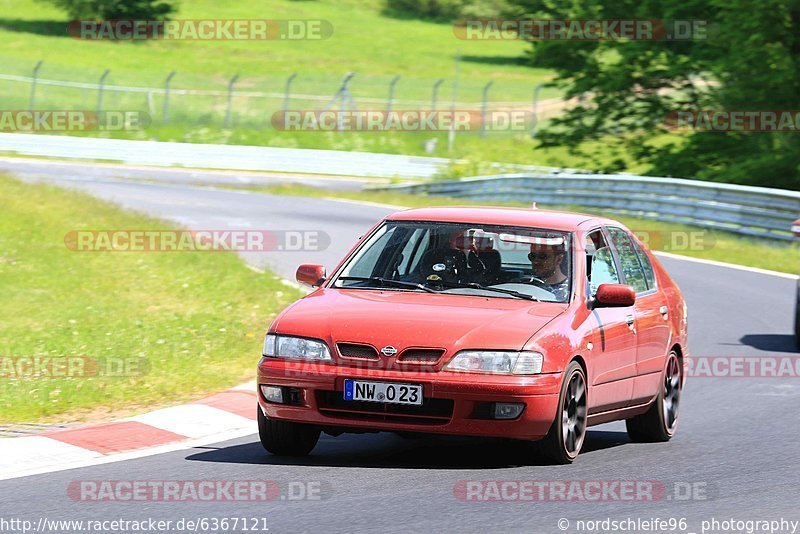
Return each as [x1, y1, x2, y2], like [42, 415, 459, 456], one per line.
[626, 351, 682, 442]
[257, 407, 320, 456]
[541, 361, 587, 464]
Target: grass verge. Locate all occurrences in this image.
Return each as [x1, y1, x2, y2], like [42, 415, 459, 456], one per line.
[246, 183, 800, 275]
[0, 174, 302, 424]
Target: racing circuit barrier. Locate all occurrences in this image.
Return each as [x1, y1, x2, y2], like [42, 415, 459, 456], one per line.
[375, 173, 800, 241]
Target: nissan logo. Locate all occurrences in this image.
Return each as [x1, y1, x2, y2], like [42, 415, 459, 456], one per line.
[380, 346, 398, 356]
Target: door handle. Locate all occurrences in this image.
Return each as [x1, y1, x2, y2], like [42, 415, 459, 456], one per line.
[625, 314, 635, 326]
[659, 305, 668, 318]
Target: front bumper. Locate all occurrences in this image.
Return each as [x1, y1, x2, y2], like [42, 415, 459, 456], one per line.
[257, 358, 562, 441]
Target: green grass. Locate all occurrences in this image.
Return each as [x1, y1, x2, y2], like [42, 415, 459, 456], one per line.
[0, 175, 302, 423]
[0, 0, 672, 171]
[0, 0, 612, 168]
[248, 183, 800, 275]
[0, 0, 552, 102]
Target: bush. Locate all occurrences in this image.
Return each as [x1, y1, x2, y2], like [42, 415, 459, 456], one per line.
[40, 0, 176, 20]
[386, 0, 509, 21]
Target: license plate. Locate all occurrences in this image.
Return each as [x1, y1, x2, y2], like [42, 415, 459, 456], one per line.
[343, 379, 423, 406]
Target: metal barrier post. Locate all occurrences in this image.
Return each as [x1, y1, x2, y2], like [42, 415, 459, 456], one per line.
[480, 81, 493, 138]
[431, 78, 444, 112]
[387, 75, 400, 114]
[283, 73, 297, 113]
[96, 69, 110, 116]
[28, 60, 43, 111]
[531, 83, 543, 139]
[163, 71, 176, 123]
[225, 73, 240, 128]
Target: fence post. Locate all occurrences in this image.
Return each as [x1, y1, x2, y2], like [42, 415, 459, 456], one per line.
[431, 78, 444, 111]
[480, 81, 493, 138]
[28, 60, 43, 111]
[530, 83, 543, 139]
[447, 51, 460, 153]
[96, 69, 110, 117]
[387, 75, 400, 114]
[321, 72, 356, 130]
[225, 73, 240, 128]
[163, 71, 176, 123]
[283, 72, 297, 113]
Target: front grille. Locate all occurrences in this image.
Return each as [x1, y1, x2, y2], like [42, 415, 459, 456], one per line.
[337, 343, 379, 361]
[317, 391, 454, 425]
[397, 348, 445, 364]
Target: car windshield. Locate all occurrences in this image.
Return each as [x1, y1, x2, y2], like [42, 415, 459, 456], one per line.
[332, 221, 573, 303]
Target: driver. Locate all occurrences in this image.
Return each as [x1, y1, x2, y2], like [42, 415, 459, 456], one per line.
[524, 242, 570, 301]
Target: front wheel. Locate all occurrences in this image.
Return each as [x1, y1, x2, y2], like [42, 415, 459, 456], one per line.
[257, 407, 320, 456]
[540, 361, 587, 464]
[626, 351, 682, 442]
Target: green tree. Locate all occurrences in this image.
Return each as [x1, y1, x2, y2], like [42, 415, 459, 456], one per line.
[42, 0, 176, 20]
[508, 0, 800, 190]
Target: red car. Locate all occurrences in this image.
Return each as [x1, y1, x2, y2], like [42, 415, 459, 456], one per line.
[257, 207, 688, 463]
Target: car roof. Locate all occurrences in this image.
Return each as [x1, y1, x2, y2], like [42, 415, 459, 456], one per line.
[385, 206, 619, 232]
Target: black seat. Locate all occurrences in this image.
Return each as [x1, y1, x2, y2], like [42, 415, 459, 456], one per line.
[476, 249, 502, 285]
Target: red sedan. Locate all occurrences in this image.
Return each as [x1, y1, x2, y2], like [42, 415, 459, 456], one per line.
[257, 207, 688, 463]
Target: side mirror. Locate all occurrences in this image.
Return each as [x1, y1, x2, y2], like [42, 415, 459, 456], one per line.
[296, 264, 326, 287]
[594, 283, 636, 308]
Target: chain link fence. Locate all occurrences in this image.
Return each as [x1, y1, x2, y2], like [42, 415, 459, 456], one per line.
[0, 58, 566, 137]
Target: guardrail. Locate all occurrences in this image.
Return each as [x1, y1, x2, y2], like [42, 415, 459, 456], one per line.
[375, 173, 800, 241]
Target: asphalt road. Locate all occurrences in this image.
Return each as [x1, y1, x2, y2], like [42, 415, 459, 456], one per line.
[2, 170, 799, 534]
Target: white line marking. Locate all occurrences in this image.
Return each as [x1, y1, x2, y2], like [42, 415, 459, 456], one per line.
[230, 381, 256, 392]
[129, 404, 253, 439]
[653, 251, 798, 279]
[244, 264, 265, 274]
[0, 436, 102, 477]
[322, 196, 408, 210]
[0, 427, 258, 481]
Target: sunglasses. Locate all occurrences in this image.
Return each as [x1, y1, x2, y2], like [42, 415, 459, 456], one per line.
[528, 252, 556, 261]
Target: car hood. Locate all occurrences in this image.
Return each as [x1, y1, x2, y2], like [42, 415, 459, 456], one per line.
[273, 288, 567, 353]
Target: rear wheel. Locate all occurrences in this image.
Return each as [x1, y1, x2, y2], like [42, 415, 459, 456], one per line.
[626, 351, 682, 442]
[257, 407, 320, 456]
[541, 361, 587, 464]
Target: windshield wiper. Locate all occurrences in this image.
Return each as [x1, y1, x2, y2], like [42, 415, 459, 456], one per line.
[336, 276, 440, 294]
[451, 282, 540, 301]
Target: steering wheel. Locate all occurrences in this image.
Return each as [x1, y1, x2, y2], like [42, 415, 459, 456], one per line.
[523, 275, 547, 285]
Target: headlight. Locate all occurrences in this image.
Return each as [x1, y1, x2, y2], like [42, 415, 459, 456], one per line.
[444, 350, 543, 375]
[262, 334, 332, 361]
